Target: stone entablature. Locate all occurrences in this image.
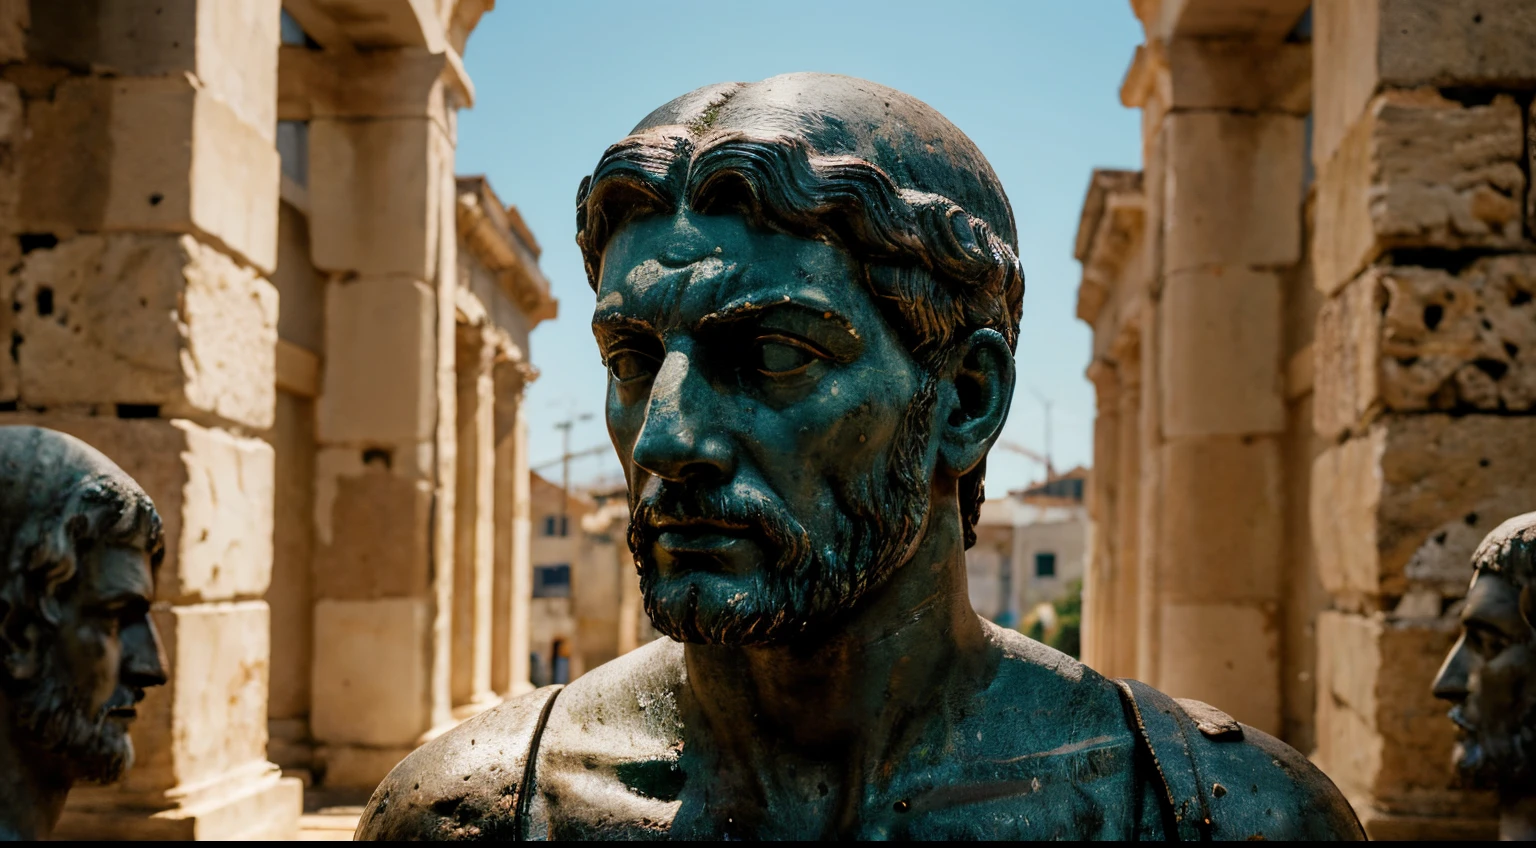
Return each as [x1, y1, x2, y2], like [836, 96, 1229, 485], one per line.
[456, 175, 559, 329]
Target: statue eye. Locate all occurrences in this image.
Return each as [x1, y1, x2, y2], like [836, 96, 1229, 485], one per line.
[607, 351, 657, 383]
[754, 337, 818, 376]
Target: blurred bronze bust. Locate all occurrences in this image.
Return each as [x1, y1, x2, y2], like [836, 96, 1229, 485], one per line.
[0, 426, 167, 840]
[1435, 512, 1536, 841]
[358, 73, 1363, 841]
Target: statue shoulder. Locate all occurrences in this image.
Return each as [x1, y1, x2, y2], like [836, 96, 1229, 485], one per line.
[1199, 720, 1366, 841]
[1116, 679, 1365, 841]
[353, 685, 563, 841]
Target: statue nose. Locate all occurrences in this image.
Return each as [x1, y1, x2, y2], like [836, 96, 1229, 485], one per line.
[121, 615, 169, 689]
[1431, 635, 1472, 701]
[631, 350, 735, 484]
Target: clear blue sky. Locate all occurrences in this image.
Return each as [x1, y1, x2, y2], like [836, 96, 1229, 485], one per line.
[457, 1, 1144, 496]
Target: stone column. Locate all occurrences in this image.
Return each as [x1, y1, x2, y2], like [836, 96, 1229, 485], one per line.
[492, 359, 534, 697]
[1111, 331, 1142, 680]
[1082, 363, 1119, 671]
[1308, 0, 1536, 837]
[452, 323, 496, 712]
[1134, 307, 1163, 683]
[0, 1, 301, 838]
[1126, 33, 1307, 735]
[306, 45, 466, 788]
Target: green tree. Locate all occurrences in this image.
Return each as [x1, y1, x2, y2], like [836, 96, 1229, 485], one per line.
[1047, 579, 1082, 659]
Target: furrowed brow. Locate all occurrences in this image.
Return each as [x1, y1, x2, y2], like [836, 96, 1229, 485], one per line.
[696, 298, 857, 336]
[591, 312, 657, 343]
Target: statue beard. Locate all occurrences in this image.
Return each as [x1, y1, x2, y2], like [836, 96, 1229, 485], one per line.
[1453, 700, 1536, 797]
[629, 378, 939, 647]
[8, 656, 135, 785]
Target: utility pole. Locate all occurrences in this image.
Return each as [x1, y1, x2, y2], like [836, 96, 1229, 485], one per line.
[553, 412, 593, 533]
[1026, 386, 1054, 480]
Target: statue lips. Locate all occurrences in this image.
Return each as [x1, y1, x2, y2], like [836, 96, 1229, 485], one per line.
[1448, 705, 1476, 735]
[649, 515, 768, 575]
[103, 687, 146, 722]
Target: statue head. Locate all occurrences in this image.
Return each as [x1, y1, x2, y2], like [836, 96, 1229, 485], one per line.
[577, 73, 1022, 646]
[1433, 511, 1536, 797]
[0, 426, 167, 784]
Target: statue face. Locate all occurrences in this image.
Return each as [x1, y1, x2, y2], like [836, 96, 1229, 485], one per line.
[594, 211, 938, 645]
[1433, 571, 1536, 792]
[14, 541, 166, 783]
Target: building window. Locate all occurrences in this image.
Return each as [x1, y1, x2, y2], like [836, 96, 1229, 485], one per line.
[533, 564, 571, 598]
[276, 120, 309, 187]
[552, 639, 570, 685]
[1035, 552, 1057, 578]
[542, 515, 570, 537]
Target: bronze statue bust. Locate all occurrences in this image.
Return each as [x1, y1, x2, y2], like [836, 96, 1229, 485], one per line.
[358, 73, 1364, 840]
[1434, 511, 1536, 841]
[0, 426, 168, 840]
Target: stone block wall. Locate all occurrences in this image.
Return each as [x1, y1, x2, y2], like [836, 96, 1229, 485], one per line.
[1084, 6, 1313, 738]
[0, 0, 301, 839]
[1307, 0, 1536, 837]
[303, 39, 466, 790]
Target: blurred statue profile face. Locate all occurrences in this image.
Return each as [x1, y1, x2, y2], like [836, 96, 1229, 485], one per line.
[0, 426, 168, 785]
[595, 211, 939, 646]
[1433, 569, 1536, 793]
[16, 542, 164, 783]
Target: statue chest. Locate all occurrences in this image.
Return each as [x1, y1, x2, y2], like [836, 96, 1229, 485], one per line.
[530, 730, 1159, 840]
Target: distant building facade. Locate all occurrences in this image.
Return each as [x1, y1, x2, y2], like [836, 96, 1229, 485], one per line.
[966, 469, 1089, 628]
[528, 474, 654, 686]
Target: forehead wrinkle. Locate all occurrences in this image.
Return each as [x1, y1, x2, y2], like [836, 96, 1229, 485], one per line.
[661, 255, 743, 327]
[597, 256, 748, 335]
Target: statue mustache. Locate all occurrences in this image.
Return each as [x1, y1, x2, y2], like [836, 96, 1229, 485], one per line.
[628, 485, 811, 568]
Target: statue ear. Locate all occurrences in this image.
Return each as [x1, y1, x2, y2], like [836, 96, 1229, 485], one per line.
[938, 328, 1015, 477]
[0, 607, 39, 683]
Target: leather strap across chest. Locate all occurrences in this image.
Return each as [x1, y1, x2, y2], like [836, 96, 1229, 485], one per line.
[1115, 678, 1243, 841]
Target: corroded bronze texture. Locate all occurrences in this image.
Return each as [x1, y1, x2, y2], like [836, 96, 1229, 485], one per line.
[358, 73, 1364, 841]
[1435, 511, 1536, 841]
[0, 426, 167, 840]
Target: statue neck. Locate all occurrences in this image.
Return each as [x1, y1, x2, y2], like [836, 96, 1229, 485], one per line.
[0, 695, 72, 840]
[680, 502, 993, 768]
[1501, 794, 1536, 841]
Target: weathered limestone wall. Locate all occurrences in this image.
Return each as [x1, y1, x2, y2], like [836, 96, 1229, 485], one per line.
[1075, 1, 1323, 748]
[1279, 210, 1325, 751]
[456, 174, 552, 700]
[285, 5, 475, 790]
[1308, 0, 1536, 837]
[0, 0, 301, 838]
[1144, 34, 1307, 738]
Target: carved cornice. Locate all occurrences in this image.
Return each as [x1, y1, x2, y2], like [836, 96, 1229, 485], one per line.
[1074, 170, 1145, 326]
[456, 176, 559, 327]
[1119, 42, 1164, 109]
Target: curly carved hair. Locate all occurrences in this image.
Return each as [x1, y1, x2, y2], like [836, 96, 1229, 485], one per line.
[1472, 511, 1536, 625]
[576, 109, 1025, 548]
[0, 428, 163, 683]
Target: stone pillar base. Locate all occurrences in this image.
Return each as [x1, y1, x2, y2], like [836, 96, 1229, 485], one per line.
[55, 769, 302, 841]
[1348, 799, 1497, 842]
[317, 703, 503, 790]
[450, 693, 502, 724]
[316, 744, 418, 790]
